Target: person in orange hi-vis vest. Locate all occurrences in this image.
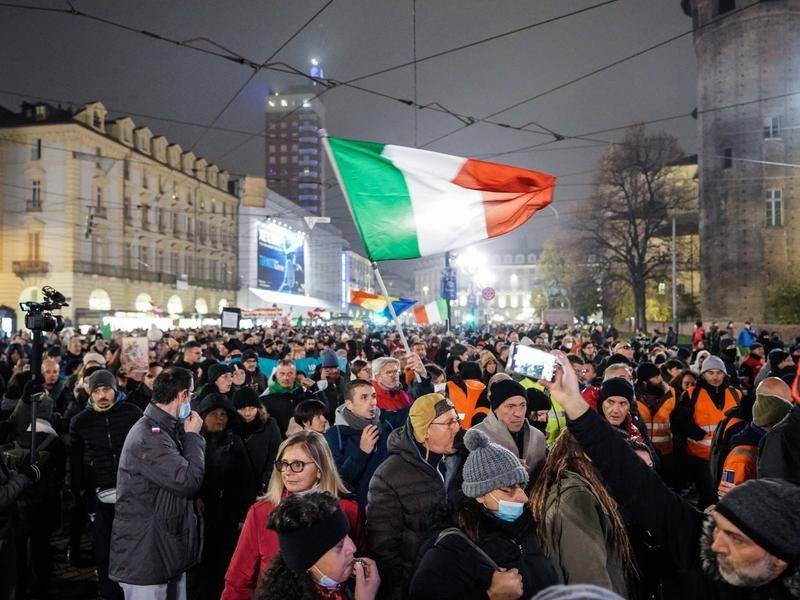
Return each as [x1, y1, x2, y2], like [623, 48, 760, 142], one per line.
[635, 362, 679, 487]
[671, 355, 740, 509]
[718, 378, 793, 501]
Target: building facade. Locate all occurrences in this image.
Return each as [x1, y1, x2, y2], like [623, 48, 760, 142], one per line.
[265, 85, 326, 216]
[683, 0, 800, 321]
[0, 101, 238, 331]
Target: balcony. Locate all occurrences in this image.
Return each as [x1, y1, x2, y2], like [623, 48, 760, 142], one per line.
[26, 199, 42, 212]
[12, 260, 49, 277]
[73, 260, 177, 284]
[93, 206, 108, 219]
[188, 277, 233, 290]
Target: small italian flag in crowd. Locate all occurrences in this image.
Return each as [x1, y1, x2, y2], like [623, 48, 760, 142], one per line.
[325, 136, 556, 261]
[413, 298, 448, 325]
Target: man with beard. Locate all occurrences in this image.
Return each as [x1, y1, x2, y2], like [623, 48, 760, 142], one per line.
[241, 350, 268, 394]
[635, 361, 679, 486]
[549, 350, 800, 600]
[671, 356, 741, 508]
[260, 359, 315, 437]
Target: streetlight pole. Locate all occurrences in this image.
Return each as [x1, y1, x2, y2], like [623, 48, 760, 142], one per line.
[444, 251, 453, 331]
[671, 216, 678, 337]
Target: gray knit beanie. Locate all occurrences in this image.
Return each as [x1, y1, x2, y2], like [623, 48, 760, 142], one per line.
[88, 369, 118, 393]
[533, 584, 625, 600]
[462, 428, 528, 498]
[715, 478, 800, 562]
[700, 355, 727, 375]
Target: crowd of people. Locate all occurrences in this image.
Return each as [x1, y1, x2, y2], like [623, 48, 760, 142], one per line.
[0, 318, 799, 600]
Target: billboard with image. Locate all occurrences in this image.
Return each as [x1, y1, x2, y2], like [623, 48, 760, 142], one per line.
[257, 222, 305, 294]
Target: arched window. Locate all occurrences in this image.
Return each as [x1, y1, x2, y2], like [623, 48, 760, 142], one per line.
[195, 298, 208, 315]
[89, 289, 111, 311]
[167, 295, 183, 315]
[135, 293, 152, 312]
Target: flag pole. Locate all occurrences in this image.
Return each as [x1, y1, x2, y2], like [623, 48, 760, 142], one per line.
[321, 131, 416, 360]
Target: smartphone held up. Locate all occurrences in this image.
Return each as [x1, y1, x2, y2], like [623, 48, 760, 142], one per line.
[505, 343, 558, 383]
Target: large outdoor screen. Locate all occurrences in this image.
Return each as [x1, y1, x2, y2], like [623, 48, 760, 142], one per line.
[257, 222, 306, 294]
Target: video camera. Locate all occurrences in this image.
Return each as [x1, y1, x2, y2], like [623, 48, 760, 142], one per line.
[20, 286, 69, 332]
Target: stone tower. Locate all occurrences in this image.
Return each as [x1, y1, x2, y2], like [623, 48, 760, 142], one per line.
[682, 0, 800, 322]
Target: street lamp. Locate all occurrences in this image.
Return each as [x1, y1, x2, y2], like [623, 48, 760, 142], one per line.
[422, 285, 429, 300]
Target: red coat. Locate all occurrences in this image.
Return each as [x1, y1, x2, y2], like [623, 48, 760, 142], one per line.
[221, 497, 365, 600]
[373, 381, 412, 411]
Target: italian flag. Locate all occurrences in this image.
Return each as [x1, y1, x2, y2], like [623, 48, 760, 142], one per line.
[325, 136, 556, 261]
[413, 299, 448, 325]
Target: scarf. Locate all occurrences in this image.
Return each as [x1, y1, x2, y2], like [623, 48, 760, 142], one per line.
[341, 407, 381, 431]
[268, 380, 299, 395]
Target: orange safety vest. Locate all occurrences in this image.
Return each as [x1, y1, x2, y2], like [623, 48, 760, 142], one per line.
[686, 386, 738, 460]
[637, 389, 676, 455]
[721, 444, 757, 486]
[446, 379, 488, 430]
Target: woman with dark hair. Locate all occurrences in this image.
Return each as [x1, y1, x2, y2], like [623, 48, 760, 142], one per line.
[669, 369, 698, 400]
[234, 387, 281, 499]
[409, 428, 558, 599]
[0, 343, 25, 387]
[530, 430, 637, 597]
[254, 492, 380, 600]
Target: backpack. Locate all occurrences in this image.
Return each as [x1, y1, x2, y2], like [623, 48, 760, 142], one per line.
[706, 387, 745, 487]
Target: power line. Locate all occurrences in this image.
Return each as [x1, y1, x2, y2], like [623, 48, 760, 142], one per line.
[342, 0, 621, 85]
[419, 0, 761, 150]
[186, 0, 336, 152]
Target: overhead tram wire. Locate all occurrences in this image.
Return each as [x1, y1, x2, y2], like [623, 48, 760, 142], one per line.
[186, 0, 336, 152]
[419, 0, 763, 150]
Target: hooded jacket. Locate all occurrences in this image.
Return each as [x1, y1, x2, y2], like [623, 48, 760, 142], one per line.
[324, 404, 392, 507]
[474, 409, 546, 478]
[109, 402, 206, 585]
[758, 405, 800, 484]
[569, 408, 800, 600]
[366, 420, 463, 600]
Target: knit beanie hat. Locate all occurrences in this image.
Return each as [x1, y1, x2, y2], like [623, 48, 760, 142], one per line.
[752, 394, 791, 428]
[83, 352, 107, 367]
[409, 393, 455, 443]
[599, 377, 634, 403]
[88, 369, 118, 393]
[462, 428, 528, 498]
[459, 361, 482, 381]
[242, 349, 259, 362]
[636, 362, 661, 383]
[700, 355, 727, 375]
[533, 584, 625, 600]
[768, 349, 790, 371]
[488, 379, 527, 411]
[320, 349, 339, 368]
[207, 363, 232, 386]
[527, 387, 552, 412]
[715, 478, 800, 562]
[233, 386, 261, 410]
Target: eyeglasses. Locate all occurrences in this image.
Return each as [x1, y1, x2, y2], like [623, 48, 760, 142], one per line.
[429, 417, 461, 429]
[274, 459, 317, 473]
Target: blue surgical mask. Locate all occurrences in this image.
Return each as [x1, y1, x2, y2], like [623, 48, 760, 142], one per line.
[312, 565, 340, 589]
[178, 399, 191, 422]
[489, 493, 525, 522]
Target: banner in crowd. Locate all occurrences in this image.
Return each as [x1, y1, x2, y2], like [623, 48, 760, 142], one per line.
[121, 337, 148, 374]
[251, 355, 348, 379]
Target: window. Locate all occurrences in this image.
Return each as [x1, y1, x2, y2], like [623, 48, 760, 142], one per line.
[35, 105, 46, 121]
[123, 128, 131, 143]
[766, 189, 783, 227]
[141, 204, 150, 230]
[123, 197, 131, 225]
[718, 0, 735, 14]
[138, 243, 149, 267]
[142, 169, 148, 189]
[155, 250, 164, 273]
[29, 180, 42, 210]
[27, 231, 41, 261]
[764, 116, 781, 139]
[31, 139, 41, 160]
[95, 147, 102, 169]
[515, 254, 525, 264]
[503, 254, 512, 265]
[722, 148, 733, 169]
[92, 113, 102, 129]
[123, 159, 130, 180]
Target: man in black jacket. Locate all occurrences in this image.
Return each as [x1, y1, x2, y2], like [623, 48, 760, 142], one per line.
[109, 367, 205, 600]
[69, 369, 142, 600]
[548, 350, 800, 600]
[0, 449, 39, 599]
[758, 401, 800, 484]
[260, 359, 316, 437]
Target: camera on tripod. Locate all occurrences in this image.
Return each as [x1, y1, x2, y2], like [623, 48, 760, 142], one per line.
[20, 286, 69, 332]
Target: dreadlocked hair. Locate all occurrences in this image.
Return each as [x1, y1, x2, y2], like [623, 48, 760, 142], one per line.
[529, 429, 638, 581]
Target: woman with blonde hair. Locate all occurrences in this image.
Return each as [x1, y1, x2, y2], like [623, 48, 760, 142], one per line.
[530, 429, 637, 597]
[222, 431, 365, 600]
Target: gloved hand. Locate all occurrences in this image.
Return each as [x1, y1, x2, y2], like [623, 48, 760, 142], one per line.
[18, 453, 41, 483]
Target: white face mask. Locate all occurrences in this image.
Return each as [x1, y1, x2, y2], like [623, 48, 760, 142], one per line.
[434, 382, 446, 394]
[312, 565, 340, 588]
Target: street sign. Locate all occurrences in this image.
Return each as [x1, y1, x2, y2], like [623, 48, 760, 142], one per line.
[440, 267, 457, 301]
[482, 287, 496, 301]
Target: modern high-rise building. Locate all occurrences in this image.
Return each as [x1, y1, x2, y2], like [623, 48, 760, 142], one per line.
[682, 0, 800, 321]
[265, 85, 326, 216]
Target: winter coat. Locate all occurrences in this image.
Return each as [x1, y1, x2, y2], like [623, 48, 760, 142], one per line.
[0, 451, 32, 541]
[237, 417, 281, 498]
[68, 397, 142, 491]
[109, 402, 206, 585]
[568, 407, 800, 600]
[366, 421, 463, 600]
[409, 510, 559, 599]
[221, 496, 365, 600]
[541, 470, 628, 597]
[260, 386, 315, 437]
[758, 405, 800, 484]
[324, 406, 392, 507]
[475, 410, 546, 479]
[126, 382, 153, 412]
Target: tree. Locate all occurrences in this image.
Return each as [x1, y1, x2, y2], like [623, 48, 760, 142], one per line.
[573, 125, 693, 332]
[765, 280, 800, 324]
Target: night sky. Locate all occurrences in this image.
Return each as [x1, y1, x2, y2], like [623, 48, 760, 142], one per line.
[0, 0, 696, 279]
